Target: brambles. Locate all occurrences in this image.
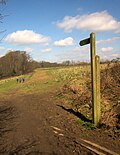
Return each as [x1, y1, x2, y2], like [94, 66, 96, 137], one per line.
[52, 65, 92, 120]
[100, 62, 120, 128]
[53, 62, 120, 129]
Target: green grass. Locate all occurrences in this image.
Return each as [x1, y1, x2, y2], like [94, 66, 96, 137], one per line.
[21, 79, 60, 94]
[0, 73, 32, 93]
[0, 65, 90, 95]
[0, 68, 63, 95]
[76, 119, 96, 130]
[0, 79, 17, 92]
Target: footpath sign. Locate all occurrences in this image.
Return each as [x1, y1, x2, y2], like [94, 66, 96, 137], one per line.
[79, 33, 101, 126]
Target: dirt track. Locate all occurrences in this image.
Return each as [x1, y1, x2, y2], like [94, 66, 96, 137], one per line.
[0, 91, 120, 155]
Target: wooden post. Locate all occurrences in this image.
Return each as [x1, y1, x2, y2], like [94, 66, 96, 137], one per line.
[95, 55, 101, 125]
[90, 33, 97, 125]
[79, 32, 101, 126]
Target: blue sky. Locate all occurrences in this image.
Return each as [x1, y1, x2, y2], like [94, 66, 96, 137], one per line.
[0, 0, 120, 62]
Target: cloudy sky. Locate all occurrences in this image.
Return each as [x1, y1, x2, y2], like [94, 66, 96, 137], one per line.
[0, 0, 120, 62]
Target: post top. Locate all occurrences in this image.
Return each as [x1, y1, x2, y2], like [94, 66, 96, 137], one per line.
[90, 32, 95, 37]
[90, 32, 95, 34]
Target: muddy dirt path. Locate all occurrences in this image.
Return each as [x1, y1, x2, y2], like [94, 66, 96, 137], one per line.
[0, 93, 119, 155]
[0, 92, 120, 155]
[0, 92, 94, 155]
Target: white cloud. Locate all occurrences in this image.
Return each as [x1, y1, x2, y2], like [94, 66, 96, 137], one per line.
[0, 46, 5, 51]
[42, 48, 52, 53]
[116, 29, 120, 34]
[56, 46, 90, 62]
[56, 11, 120, 33]
[54, 37, 74, 47]
[24, 47, 33, 53]
[101, 47, 113, 52]
[111, 54, 120, 57]
[97, 36, 120, 44]
[5, 30, 50, 45]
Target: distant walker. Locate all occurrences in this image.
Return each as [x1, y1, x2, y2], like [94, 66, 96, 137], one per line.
[17, 77, 25, 83]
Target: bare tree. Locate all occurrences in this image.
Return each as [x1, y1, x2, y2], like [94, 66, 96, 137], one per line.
[0, 0, 7, 5]
[0, 0, 7, 42]
[0, 50, 40, 78]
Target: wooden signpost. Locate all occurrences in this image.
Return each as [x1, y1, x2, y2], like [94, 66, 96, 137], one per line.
[79, 32, 101, 126]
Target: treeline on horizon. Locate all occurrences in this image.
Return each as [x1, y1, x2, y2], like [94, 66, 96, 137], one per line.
[0, 50, 119, 79]
[0, 51, 39, 78]
[0, 50, 89, 79]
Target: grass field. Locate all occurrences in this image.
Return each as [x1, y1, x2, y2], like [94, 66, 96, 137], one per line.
[0, 63, 119, 129]
[0, 65, 90, 94]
